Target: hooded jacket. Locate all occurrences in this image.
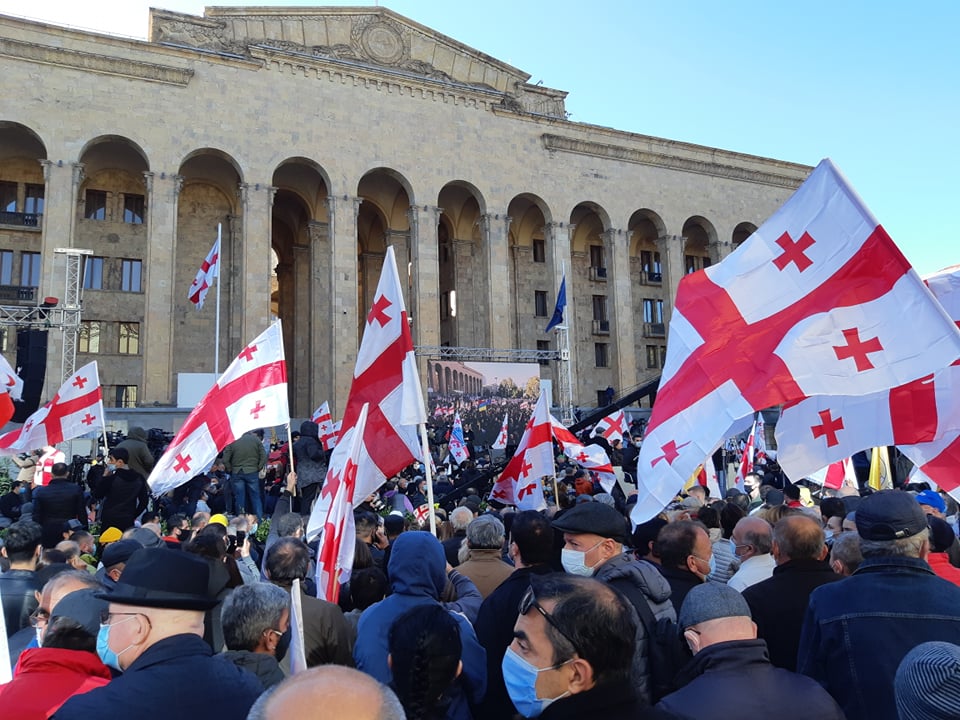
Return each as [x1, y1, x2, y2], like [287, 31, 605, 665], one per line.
[94, 467, 149, 531]
[594, 553, 676, 705]
[293, 421, 327, 488]
[0, 647, 111, 719]
[114, 427, 156, 480]
[354, 532, 486, 720]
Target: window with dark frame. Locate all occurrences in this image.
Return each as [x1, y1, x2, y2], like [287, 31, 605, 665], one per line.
[595, 342, 609, 368]
[83, 256, 104, 290]
[646, 345, 659, 369]
[85, 190, 107, 220]
[592, 295, 607, 322]
[24, 184, 44, 215]
[533, 238, 545, 263]
[0, 250, 12, 285]
[118, 322, 140, 355]
[590, 244, 604, 268]
[535, 290, 548, 317]
[0, 182, 16, 212]
[537, 340, 550, 366]
[123, 194, 145, 224]
[20, 252, 40, 287]
[114, 385, 138, 408]
[78, 321, 101, 354]
[121, 259, 142, 292]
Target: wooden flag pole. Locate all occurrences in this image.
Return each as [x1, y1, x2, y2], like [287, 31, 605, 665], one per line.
[419, 423, 437, 536]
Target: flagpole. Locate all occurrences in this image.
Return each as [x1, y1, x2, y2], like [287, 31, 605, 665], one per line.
[286, 420, 297, 497]
[419, 423, 437, 536]
[214, 222, 222, 375]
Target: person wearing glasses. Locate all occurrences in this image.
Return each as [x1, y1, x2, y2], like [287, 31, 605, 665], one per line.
[504, 574, 649, 719]
[53, 547, 262, 720]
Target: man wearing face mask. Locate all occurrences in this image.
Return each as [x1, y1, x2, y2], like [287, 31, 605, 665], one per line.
[552, 502, 675, 705]
[92, 448, 149, 532]
[725, 517, 776, 592]
[652, 520, 713, 616]
[220, 582, 290, 689]
[652, 583, 844, 719]
[503, 574, 649, 719]
[52, 547, 262, 720]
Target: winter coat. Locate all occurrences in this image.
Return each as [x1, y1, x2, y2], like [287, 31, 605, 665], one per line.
[654, 639, 844, 720]
[594, 553, 676, 706]
[114, 427, 156, 480]
[221, 649, 285, 690]
[656, 565, 704, 617]
[32, 478, 86, 547]
[94, 467, 149, 531]
[293, 421, 326, 488]
[0, 569, 39, 637]
[741, 558, 841, 671]
[706, 528, 737, 584]
[53, 634, 262, 720]
[0, 647, 110, 719]
[280, 581, 354, 668]
[542, 677, 650, 720]
[456, 548, 514, 599]
[354, 532, 486, 720]
[222, 433, 267, 475]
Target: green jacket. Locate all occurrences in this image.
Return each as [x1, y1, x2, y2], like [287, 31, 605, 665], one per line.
[222, 433, 266, 474]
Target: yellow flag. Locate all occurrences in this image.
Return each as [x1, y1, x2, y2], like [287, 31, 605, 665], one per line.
[868, 447, 891, 491]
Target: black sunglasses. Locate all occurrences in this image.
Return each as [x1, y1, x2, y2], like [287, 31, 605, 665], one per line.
[519, 585, 580, 656]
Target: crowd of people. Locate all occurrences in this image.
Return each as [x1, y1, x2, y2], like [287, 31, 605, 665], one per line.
[2, 419, 960, 720]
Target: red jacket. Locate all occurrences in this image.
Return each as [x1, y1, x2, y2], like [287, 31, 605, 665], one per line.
[0, 647, 111, 719]
[928, 552, 960, 587]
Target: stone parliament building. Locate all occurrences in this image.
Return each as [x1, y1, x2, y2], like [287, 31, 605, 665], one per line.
[0, 6, 811, 422]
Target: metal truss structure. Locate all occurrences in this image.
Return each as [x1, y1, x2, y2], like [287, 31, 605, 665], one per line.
[415, 345, 560, 363]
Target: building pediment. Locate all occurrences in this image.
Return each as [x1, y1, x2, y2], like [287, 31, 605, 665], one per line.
[149, 5, 567, 117]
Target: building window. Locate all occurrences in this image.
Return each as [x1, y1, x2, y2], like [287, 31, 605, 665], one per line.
[83, 256, 104, 290]
[537, 339, 550, 366]
[595, 342, 609, 368]
[24, 184, 44, 215]
[643, 298, 664, 324]
[0, 329, 9, 352]
[118, 322, 140, 354]
[85, 190, 107, 220]
[21, 252, 41, 287]
[121, 259, 142, 292]
[78, 321, 101, 353]
[660, 345, 668, 368]
[123, 194, 145, 224]
[641, 250, 662, 280]
[533, 238, 545, 263]
[0, 182, 15, 212]
[0, 250, 12, 285]
[702, 257, 712, 268]
[592, 295, 607, 322]
[685, 255, 697, 274]
[646, 345, 659, 369]
[590, 245, 604, 268]
[114, 385, 138, 408]
[535, 290, 548, 317]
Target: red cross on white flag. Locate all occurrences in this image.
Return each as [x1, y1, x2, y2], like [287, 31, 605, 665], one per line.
[311, 401, 341, 451]
[306, 245, 426, 543]
[551, 419, 616, 493]
[591, 409, 629, 444]
[0, 362, 104, 454]
[488, 392, 551, 510]
[188, 235, 221, 309]
[148, 322, 290, 496]
[777, 265, 960, 489]
[633, 159, 960, 524]
[492, 413, 509, 450]
[0, 353, 23, 402]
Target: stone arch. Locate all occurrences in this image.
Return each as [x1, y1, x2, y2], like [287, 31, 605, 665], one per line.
[78, 135, 151, 222]
[79, 135, 149, 171]
[570, 202, 612, 253]
[437, 181, 486, 347]
[682, 215, 717, 274]
[0, 121, 48, 222]
[357, 168, 413, 337]
[175, 149, 244, 368]
[732, 221, 758, 249]
[507, 193, 554, 351]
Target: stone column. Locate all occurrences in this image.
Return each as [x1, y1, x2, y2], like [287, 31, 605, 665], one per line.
[308, 220, 331, 412]
[409, 205, 441, 348]
[481, 213, 512, 350]
[328, 195, 362, 416]
[238, 183, 276, 346]
[385, 228, 411, 312]
[546, 222, 576, 410]
[656, 234, 686, 329]
[604, 228, 637, 392]
[141, 171, 182, 405]
[451, 238, 476, 347]
[708, 238, 733, 265]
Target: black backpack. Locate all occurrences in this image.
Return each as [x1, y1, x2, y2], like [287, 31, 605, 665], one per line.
[616, 581, 691, 703]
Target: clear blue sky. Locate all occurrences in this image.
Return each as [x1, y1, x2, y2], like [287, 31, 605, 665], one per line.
[3, 0, 956, 274]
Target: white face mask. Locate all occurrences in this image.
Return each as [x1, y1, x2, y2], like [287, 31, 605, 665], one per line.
[561, 540, 603, 577]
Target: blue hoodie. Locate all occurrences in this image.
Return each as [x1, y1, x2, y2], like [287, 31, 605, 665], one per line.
[354, 532, 486, 719]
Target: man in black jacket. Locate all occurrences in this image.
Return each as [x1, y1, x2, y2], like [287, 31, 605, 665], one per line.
[741, 514, 840, 671]
[94, 447, 149, 531]
[475, 510, 555, 719]
[653, 583, 844, 720]
[31, 463, 86, 548]
[0, 519, 42, 636]
[653, 520, 711, 615]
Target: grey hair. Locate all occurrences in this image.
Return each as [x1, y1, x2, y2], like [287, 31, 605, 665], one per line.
[830, 531, 863, 574]
[743, 523, 774, 555]
[55, 540, 81, 561]
[466, 515, 505, 550]
[859, 528, 928, 559]
[450, 507, 474, 532]
[43, 568, 99, 596]
[221, 582, 290, 652]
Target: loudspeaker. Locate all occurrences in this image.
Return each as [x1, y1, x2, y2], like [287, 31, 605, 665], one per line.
[12, 328, 47, 423]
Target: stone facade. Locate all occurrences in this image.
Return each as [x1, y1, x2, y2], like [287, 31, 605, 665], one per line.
[0, 6, 811, 420]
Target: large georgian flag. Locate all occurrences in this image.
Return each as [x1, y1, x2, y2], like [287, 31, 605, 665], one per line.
[148, 322, 289, 496]
[489, 392, 551, 511]
[188, 236, 220, 309]
[551, 419, 616, 493]
[776, 266, 960, 480]
[0, 362, 104, 454]
[306, 245, 425, 541]
[632, 159, 960, 524]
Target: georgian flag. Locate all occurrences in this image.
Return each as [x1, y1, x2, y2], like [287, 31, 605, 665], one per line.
[306, 245, 426, 542]
[0, 353, 24, 401]
[551, 419, 616, 493]
[188, 235, 220, 309]
[633, 159, 960, 524]
[148, 322, 289, 496]
[0, 362, 104, 454]
[734, 418, 758, 492]
[448, 412, 469, 465]
[492, 413, 509, 450]
[807, 458, 857, 490]
[311, 401, 341, 451]
[591, 409, 629, 444]
[777, 265, 960, 481]
[489, 392, 551, 510]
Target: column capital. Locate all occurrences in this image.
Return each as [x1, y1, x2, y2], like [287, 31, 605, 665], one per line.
[142, 171, 184, 196]
[238, 183, 278, 208]
[307, 220, 330, 243]
[327, 194, 363, 220]
[479, 212, 512, 235]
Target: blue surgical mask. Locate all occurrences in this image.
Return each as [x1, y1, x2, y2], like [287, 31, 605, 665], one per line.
[97, 618, 136, 671]
[729, 538, 739, 559]
[106, 463, 116, 473]
[502, 646, 570, 718]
